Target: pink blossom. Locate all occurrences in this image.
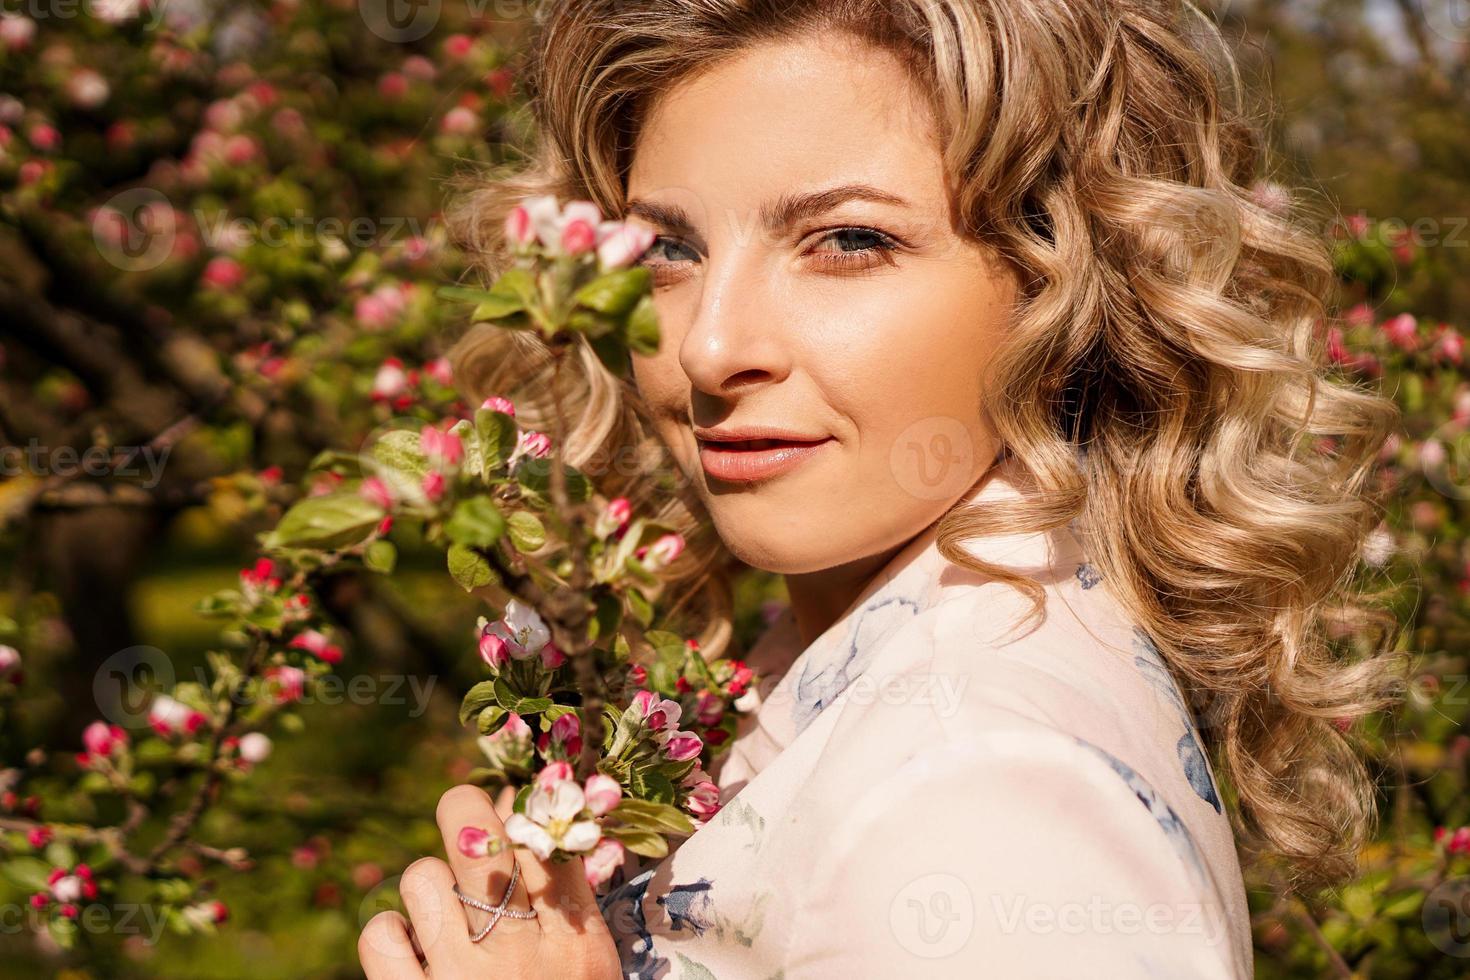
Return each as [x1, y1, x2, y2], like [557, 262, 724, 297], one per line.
[583, 773, 622, 816]
[1381, 313, 1418, 351]
[664, 731, 703, 762]
[551, 711, 580, 743]
[240, 557, 281, 592]
[265, 665, 306, 704]
[0, 14, 36, 51]
[289, 629, 343, 665]
[149, 694, 208, 737]
[27, 123, 59, 152]
[420, 425, 464, 467]
[478, 630, 508, 669]
[596, 222, 657, 272]
[583, 837, 625, 888]
[684, 778, 720, 819]
[726, 660, 754, 696]
[238, 732, 272, 764]
[595, 497, 632, 539]
[359, 476, 395, 510]
[638, 533, 685, 570]
[65, 69, 110, 110]
[481, 395, 516, 416]
[504, 206, 535, 248]
[1343, 303, 1374, 327]
[442, 33, 474, 59]
[694, 691, 724, 727]
[421, 471, 446, 502]
[457, 825, 501, 859]
[82, 721, 128, 759]
[355, 284, 407, 330]
[440, 107, 480, 136]
[486, 67, 515, 99]
[540, 641, 567, 670]
[425, 357, 453, 386]
[535, 760, 574, 790]
[1436, 328, 1464, 365]
[27, 825, 52, 849]
[378, 72, 408, 100]
[201, 255, 245, 290]
[402, 55, 436, 81]
[1454, 391, 1470, 426]
[515, 430, 552, 461]
[0, 644, 20, 679]
[371, 358, 410, 401]
[560, 218, 597, 256]
[631, 690, 682, 734]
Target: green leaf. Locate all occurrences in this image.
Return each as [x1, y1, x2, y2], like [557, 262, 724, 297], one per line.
[474, 409, 519, 476]
[476, 705, 509, 735]
[440, 268, 537, 321]
[512, 695, 554, 714]
[589, 591, 622, 643]
[364, 540, 397, 574]
[568, 308, 619, 338]
[446, 498, 506, 549]
[506, 511, 546, 553]
[514, 456, 591, 503]
[448, 544, 496, 592]
[624, 294, 661, 355]
[629, 768, 677, 805]
[609, 828, 668, 859]
[627, 589, 654, 628]
[3, 856, 51, 891]
[611, 798, 696, 835]
[460, 680, 500, 726]
[267, 492, 384, 550]
[48, 916, 78, 950]
[588, 333, 631, 378]
[492, 676, 521, 710]
[370, 429, 430, 483]
[574, 266, 650, 316]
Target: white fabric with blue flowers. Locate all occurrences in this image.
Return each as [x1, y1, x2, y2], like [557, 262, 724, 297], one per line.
[598, 452, 1253, 979]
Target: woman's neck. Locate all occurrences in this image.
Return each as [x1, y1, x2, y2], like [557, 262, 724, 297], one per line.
[781, 540, 908, 648]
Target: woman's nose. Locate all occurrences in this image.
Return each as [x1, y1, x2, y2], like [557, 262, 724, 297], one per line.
[676, 250, 791, 398]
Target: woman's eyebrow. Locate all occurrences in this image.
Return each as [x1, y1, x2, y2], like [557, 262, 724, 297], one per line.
[624, 183, 912, 240]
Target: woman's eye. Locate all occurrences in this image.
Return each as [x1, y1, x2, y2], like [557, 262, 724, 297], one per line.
[807, 227, 902, 271]
[638, 237, 699, 267]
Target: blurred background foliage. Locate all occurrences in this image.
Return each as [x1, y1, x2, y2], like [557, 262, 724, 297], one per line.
[0, 0, 1465, 976]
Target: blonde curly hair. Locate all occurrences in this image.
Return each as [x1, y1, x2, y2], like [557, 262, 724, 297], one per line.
[445, 0, 1407, 892]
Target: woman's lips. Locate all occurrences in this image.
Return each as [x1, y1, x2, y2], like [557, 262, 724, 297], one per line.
[697, 437, 835, 484]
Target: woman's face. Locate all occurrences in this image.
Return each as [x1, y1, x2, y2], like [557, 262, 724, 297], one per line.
[626, 33, 1017, 575]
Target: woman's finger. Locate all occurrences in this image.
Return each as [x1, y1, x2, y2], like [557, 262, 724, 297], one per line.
[399, 856, 477, 969]
[435, 784, 539, 941]
[359, 909, 427, 980]
[438, 782, 602, 937]
[493, 784, 516, 821]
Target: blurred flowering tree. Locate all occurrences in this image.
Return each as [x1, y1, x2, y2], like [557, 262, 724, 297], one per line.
[0, 0, 1467, 977]
[0, 0, 550, 974]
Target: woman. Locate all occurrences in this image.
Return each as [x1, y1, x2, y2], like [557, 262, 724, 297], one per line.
[359, 1, 1403, 977]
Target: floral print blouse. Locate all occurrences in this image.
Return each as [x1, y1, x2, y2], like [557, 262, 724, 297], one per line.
[597, 453, 1254, 978]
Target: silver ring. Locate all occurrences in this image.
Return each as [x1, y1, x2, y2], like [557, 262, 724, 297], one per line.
[454, 861, 538, 942]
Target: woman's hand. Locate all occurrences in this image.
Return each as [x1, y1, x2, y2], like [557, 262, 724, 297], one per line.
[359, 783, 622, 979]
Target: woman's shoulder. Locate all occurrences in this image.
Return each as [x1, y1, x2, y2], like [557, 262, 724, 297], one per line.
[791, 566, 1254, 975]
